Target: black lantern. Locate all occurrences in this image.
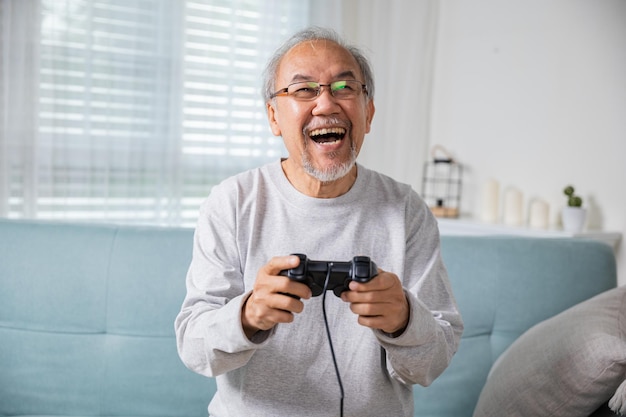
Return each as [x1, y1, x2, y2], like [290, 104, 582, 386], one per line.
[421, 145, 462, 218]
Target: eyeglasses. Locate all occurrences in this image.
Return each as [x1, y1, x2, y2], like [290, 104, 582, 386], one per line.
[270, 80, 367, 101]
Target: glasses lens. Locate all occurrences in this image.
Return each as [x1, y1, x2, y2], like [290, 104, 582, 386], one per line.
[286, 81, 364, 100]
[288, 82, 319, 100]
[330, 80, 360, 98]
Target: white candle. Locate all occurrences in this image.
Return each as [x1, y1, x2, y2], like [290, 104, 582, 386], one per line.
[481, 179, 500, 223]
[503, 187, 523, 226]
[529, 199, 549, 229]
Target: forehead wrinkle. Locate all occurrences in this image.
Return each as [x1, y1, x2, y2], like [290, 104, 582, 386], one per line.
[336, 70, 358, 80]
[288, 73, 313, 84]
[288, 70, 358, 85]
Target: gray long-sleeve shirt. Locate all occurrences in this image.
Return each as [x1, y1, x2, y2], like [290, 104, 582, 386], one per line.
[175, 160, 463, 417]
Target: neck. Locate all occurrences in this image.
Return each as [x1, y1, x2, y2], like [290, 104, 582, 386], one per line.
[281, 159, 357, 198]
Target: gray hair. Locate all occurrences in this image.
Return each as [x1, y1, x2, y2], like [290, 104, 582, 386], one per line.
[261, 26, 375, 103]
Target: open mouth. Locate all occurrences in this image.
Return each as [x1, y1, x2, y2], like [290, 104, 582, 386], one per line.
[309, 127, 346, 144]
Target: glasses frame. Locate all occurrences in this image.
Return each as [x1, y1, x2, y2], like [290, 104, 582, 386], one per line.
[269, 80, 368, 101]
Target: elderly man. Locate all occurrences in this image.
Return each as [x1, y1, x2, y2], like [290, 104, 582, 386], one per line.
[175, 26, 463, 417]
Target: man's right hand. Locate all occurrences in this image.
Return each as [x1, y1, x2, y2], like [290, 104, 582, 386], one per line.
[241, 255, 312, 339]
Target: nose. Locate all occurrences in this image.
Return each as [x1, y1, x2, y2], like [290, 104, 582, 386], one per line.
[311, 86, 340, 115]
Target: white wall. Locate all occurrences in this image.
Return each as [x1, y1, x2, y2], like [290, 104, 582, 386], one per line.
[430, 0, 626, 284]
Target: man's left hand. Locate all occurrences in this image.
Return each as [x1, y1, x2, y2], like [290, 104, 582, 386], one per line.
[340, 269, 409, 335]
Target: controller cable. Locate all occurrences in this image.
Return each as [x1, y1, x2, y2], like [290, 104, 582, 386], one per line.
[321, 262, 344, 417]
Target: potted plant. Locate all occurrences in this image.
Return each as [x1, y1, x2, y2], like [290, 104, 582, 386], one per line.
[562, 185, 586, 233]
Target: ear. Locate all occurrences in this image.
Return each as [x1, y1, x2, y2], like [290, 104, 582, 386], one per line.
[266, 101, 282, 136]
[364, 99, 375, 134]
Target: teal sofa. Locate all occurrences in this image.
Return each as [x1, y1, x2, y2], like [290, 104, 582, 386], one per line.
[0, 219, 619, 416]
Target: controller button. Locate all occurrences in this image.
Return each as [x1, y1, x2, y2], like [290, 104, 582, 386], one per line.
[354, 264, 370, 279]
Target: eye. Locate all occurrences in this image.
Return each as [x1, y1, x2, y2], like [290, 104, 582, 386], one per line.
[294, 86, 316, 93]
[288, 82, 319, 97]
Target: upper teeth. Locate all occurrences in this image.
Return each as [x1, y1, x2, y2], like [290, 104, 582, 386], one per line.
[310, 127, 346, 137]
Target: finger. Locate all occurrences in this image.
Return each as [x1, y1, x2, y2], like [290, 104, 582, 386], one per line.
[265, 255, 301, 276]
[243, 294, 288, 334]
[274, 292, 307, 313]
[349, 299, 409, 333]
[281, 281, 312, 300]
[357, 314, 406, 334]
[357, 315, 386, 329]
[245, 292, 300, 329]
[348, 271, 396, 292]
[348, 300, 391, 317]
[252, 278, 309, 310]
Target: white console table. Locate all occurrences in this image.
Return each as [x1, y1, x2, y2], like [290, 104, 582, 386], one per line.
[437, 218, 622, 251]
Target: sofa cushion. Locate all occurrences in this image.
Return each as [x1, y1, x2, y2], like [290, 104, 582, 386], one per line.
[474, 286, 626, 417]
[0, 220, 212, 416]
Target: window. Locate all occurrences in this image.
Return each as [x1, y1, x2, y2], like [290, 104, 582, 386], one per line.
[0, 0, 309, 225]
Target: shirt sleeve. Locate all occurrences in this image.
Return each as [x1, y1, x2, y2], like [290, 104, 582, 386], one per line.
[374, 194, 464, 387]
[174, 188, 272, 377]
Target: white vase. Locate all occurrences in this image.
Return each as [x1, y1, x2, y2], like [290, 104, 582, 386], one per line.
[562, 207, 587, 233]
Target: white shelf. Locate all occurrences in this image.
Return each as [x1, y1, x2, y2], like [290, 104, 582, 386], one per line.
[437, 218, 622, 251]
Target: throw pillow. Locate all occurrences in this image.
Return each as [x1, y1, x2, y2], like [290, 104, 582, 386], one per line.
[473, 286, 626, 417]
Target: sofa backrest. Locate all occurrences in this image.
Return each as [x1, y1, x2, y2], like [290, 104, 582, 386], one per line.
[0, 219, 210, 416]
[413, 235, 618, 417]
[0, 220, 618, 417]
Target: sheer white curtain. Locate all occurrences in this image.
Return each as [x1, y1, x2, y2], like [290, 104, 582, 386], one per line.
[0, 0, 309, 225]
[0, 0, 41, 218]
[1, 0, 437, 225]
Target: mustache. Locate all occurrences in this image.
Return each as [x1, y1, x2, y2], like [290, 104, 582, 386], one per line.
[303, 116, 351, 135]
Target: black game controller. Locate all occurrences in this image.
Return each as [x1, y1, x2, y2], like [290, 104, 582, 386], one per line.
[279, 253, 378, 297]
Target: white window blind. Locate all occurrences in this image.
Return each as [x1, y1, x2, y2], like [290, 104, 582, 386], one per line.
[0, 0, 309, 225]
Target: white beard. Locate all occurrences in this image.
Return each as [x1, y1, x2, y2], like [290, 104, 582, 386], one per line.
[301, 141, 357, 183]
